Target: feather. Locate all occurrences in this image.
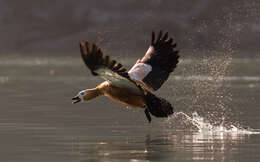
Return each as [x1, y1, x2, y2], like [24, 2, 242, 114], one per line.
[79, 41, 139, 90]
[128, 31, 179, 91]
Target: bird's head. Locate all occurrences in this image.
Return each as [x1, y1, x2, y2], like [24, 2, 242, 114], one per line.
[72, 88, 101, 104]
[72, 90, 87, 104]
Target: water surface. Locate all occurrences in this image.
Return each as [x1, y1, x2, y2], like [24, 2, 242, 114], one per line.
[0, 56, 260, 162]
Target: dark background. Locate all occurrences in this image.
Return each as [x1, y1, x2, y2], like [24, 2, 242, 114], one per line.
[0, 0, 259, 56]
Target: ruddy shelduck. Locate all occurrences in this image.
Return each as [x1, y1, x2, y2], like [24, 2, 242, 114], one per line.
[72, 31, 180, 122]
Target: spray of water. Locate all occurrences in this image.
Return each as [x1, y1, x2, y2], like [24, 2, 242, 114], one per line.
[167, 3, 258, 132]
[167, 52, 239, 131]
[165, 111, 260, 134]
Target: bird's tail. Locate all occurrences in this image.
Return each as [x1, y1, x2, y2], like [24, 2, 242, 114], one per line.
[144, 91, 174, 117]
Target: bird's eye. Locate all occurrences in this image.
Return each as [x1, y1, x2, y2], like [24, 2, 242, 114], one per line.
[80, 92, 85, 95]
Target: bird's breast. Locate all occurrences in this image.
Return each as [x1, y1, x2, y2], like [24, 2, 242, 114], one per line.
[104, 84, 146, 109]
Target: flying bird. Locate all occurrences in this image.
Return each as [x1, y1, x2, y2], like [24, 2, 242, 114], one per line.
[72, 31, 179, 122]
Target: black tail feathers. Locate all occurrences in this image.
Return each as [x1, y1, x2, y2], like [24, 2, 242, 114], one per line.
[144, 91, 174, 118]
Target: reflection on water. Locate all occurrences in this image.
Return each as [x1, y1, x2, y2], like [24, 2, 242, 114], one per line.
[1, 121, 258, 161]
[70, 129, 257, 162]
[67, 112, 260, 162]
[0, 76, 9, 84]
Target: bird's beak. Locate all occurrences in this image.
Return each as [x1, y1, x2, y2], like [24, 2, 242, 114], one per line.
[72, 96, 81, 104]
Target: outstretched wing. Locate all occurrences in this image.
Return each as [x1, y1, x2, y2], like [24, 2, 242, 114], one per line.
[80, 41, 138, 90]
[128, 31, 180, 91]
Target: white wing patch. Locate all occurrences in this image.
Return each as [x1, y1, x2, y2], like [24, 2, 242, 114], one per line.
[128, 62, 152, 87]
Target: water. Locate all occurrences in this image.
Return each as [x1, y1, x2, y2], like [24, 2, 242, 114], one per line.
[0, 55, 260, 162]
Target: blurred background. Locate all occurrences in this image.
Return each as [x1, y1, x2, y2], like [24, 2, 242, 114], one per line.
[0, 1, 260, 161]
[0, 0, 259, 56]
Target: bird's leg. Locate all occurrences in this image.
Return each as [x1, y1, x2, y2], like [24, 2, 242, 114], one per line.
[144, 108, 152, 123]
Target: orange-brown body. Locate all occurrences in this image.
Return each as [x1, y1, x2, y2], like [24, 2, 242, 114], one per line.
[96, 81, 146, 108]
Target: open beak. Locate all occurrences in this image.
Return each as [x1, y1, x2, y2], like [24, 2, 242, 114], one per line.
[72, 96, 81, 104]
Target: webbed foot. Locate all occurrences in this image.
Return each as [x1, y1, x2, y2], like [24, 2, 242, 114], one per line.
[144, 108, 152, 123]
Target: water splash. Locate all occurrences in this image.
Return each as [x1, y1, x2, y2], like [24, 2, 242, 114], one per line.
[167, 111, 260, 134]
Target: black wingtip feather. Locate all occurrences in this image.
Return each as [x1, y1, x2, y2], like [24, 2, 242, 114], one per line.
[162, 32, 168, 41]
[138, 31, 180, 91]
[104, 55, 109, 66]
[171, 43, 177, 48]
[79, 42, 87, 56]
[151, 31, 155, 45]
[112, 63, 123, 71]
[156, 30, 163, 43]
[109, 60, 116, 68]
[79, 41, 130, 79]
[86, 41, 91, 53]
[167, 38, 173, 45]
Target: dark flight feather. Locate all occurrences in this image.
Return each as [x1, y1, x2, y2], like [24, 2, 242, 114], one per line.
[80, 41, 129, 79]
[138, 31, 180, 90]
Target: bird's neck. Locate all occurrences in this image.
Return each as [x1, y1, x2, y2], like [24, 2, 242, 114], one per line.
[82, 88, 102, 101]
[83, 82, 109, 101]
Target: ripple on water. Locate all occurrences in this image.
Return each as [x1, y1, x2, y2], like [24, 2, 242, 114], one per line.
[0, 76, 9, 84]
